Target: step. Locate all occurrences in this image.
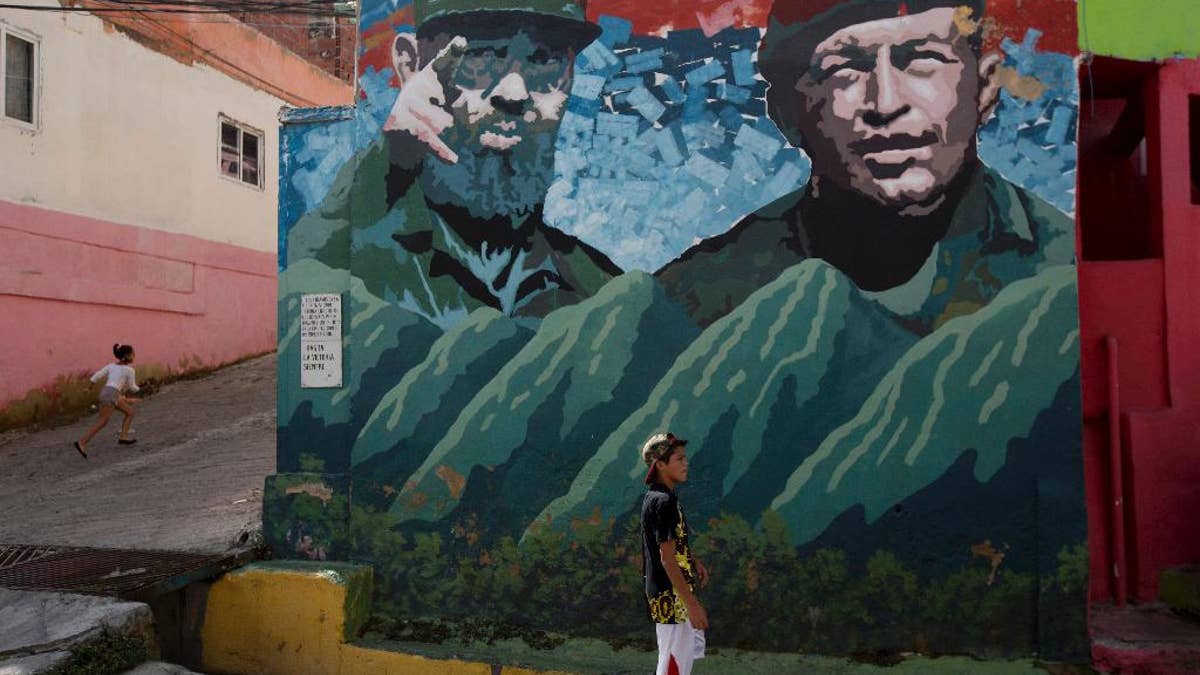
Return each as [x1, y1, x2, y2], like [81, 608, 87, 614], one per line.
[1091, 602, 1200, 674]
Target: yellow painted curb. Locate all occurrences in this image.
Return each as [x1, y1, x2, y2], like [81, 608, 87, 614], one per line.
[200, 562, 578, 675]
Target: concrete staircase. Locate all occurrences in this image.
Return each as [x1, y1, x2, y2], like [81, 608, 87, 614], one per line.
[1092, 566, 1200, 674]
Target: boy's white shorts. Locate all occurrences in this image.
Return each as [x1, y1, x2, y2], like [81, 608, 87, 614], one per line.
[655, 620, 705, 675]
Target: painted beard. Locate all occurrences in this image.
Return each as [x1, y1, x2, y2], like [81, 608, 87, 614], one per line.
[418, 126, 557, 222]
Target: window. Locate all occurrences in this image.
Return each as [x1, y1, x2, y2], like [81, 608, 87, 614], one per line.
[1190, 95, 1200, 205]
[1078, 57, 1162, 260]
[2, 26, 37, 126]
[219, 117, 263, 188]
[308, 18, 335, 39]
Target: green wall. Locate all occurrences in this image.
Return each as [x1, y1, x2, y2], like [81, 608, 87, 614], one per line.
[1080, 0, 1200, 60]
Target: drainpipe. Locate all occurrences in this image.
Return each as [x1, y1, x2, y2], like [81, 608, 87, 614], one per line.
[1106, 335, 1126, 607]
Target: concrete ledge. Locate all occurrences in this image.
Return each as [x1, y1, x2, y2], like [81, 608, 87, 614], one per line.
[0, 588, 157, 674]
[198, 564, 1071, 674]
[0, 588, 156, 659]
[200, 562, 572, 675]
[0, 651, 70, 674]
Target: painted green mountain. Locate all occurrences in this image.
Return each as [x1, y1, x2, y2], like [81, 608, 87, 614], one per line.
[351, 308, 535, 505]
[277, 258, 440, 473]
[529, 259, 919, 535]
[769, 264, 1080, 545]
[392, 271, 699, 537]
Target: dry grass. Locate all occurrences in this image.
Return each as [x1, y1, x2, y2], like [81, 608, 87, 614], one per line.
[0, 350, 273, 432]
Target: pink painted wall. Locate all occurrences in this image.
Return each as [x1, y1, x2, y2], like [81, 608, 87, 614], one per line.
[1122, 60, 1200, 602]
[1078, 58, 1200, 604]
[0, 199, 276, 407]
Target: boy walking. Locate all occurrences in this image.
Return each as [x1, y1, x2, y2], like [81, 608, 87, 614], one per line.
[640, 432, 710, 675]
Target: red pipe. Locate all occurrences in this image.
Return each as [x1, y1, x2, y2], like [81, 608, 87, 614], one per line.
[1106, 335, 1127, 607]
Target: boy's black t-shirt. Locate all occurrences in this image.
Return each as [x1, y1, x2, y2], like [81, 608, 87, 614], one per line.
[641, 483, 697, 624]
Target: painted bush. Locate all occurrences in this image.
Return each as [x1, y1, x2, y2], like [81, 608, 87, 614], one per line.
[272, 0, 1087, 660]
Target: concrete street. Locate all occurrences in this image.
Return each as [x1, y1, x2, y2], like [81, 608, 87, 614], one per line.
[0, 355, 275, 553]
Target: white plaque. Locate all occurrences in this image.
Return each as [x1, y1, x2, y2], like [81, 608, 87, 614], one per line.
[300, 293, 343, 388]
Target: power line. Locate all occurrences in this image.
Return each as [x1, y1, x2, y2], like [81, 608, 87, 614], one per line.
[0, 8, 347, 16]
[16, 0, 348, 8]
[117, 4, 338, 105]
[162, 17, 355, 27]
[105, 0, 344, 5]
[70, 13, 359, 27]
[0, 0, 356, 16]
[2, 0, 361, 86]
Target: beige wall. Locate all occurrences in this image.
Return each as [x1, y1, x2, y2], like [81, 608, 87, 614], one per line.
[0, 3, 319, 253]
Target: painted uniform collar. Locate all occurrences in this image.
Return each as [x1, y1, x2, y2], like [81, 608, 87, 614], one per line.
[942, 163, 1037, 247]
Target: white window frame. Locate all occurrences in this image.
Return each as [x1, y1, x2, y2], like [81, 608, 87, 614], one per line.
[307, 17, 336, 39]
[217, 115, 265, 190]
[1, 23, 40, 130]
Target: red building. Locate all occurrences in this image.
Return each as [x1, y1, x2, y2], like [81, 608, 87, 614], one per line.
[1080, 54, 1200, 672]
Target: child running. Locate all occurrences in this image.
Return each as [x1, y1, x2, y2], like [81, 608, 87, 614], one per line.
[640, 431, 710, 675]
[74, 343, 140, 458]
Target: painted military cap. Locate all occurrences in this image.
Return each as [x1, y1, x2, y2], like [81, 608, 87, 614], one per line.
[414, 0, 600, 46]
[759, 0, 986, 75]
[758, 0, 986, 145]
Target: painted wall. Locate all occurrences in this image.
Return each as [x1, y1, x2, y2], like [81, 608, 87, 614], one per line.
[233, 11, 357, 84]
[270, 0, 1086, 660]
[0, 2, 346, 253]
[0, 200, 276, 404]
[0, 2, 352, 406]
[1076, 56, 1200, 606]
[1078, 0, 1200, 61]
[1065, 0, 1200, 612]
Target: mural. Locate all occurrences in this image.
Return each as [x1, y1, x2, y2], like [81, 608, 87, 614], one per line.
[271, 0, 1087, 661]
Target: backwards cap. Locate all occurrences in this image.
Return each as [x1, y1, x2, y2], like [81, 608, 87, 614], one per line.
[641, 432, 688, 485]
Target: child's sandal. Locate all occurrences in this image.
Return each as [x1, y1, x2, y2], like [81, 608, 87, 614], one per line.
[118, 438, 137, 446]
[73, 441, 88, 459]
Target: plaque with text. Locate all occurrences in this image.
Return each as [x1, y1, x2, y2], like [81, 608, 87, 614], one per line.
[300, 293, 342, 388]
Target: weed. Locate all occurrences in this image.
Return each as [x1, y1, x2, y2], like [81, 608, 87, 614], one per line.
[49, 629, 149, 675]
[363, 615, 567, 651]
